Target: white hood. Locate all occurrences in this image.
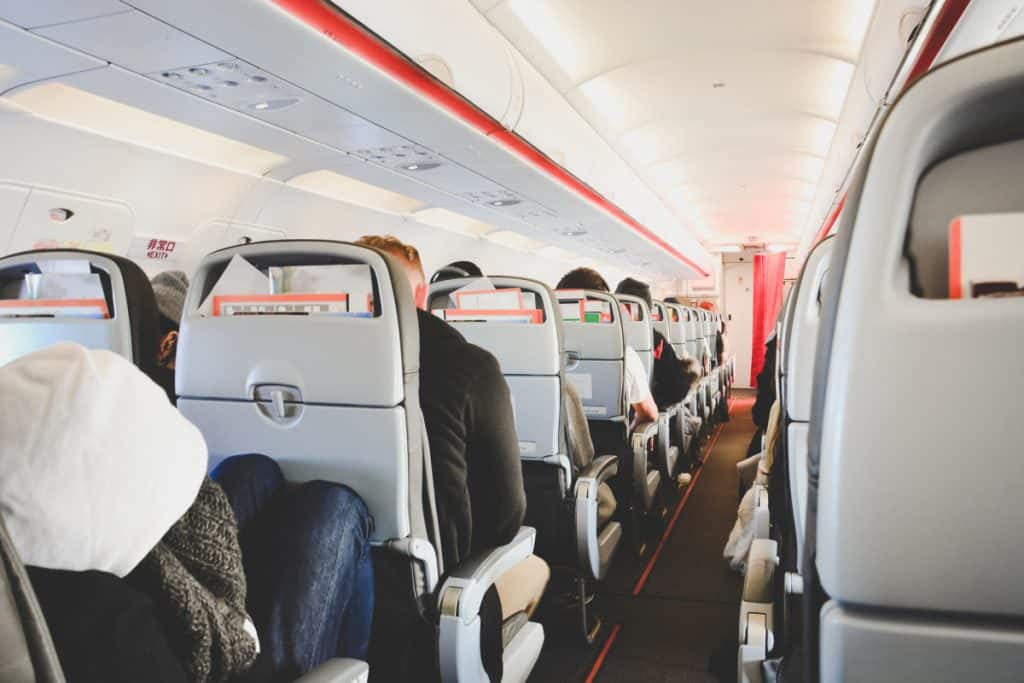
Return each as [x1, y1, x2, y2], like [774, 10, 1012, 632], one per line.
[0, 342, 207, 577]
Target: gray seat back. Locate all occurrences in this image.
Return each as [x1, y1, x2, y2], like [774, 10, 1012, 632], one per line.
[779, 237, 833, 568]
[651, 301, 670, 342]
[664, 303, 687, 358]
[614, 293, 653, 382]
[176, 241, 438, 576]
[427, 277, 565, 467]
[0, 515, 64, 683]
[556, 290, 626, 421]
[682, 307, 701, 361]
[0, 250, 158, 377]
[808, 37, 1024, 682]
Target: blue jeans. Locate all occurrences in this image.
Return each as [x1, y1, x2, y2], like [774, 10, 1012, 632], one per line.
[212, 454, 374, 678]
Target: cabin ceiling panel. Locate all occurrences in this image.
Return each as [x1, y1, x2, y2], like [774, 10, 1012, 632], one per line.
[0, 0, 129, 30]
[119, 0, 705, 277]
[33, 10, 230, 75]
[0, 20, 106, 92]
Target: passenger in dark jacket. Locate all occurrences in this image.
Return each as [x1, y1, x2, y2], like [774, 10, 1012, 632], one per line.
[356, 237, 547, 620]
[747, 331, 779, 457]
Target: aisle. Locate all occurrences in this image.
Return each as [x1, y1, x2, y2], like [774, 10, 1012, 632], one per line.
[588, 393, 755, 681]
[530, 391, 758, 682]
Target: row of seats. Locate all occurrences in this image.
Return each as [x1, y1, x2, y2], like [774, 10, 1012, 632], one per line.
[0, 242, 733, 680]
[737, 35, 1024, 683]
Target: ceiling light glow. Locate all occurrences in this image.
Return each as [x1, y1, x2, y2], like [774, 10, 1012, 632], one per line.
[7, 83, 288, 175]
[287, 170, 424, 215]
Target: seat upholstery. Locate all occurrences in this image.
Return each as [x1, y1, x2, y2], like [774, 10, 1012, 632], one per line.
[429, 278, 622, 579]
[806, 37, 1024, 682]
[178, 242, 541, 681]
[0, 515, 64, 683]
[0, 249, 160, 382]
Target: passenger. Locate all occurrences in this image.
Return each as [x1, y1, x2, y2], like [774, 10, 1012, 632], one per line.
[724, 400, 781, 572]
[748, 329, 778, 457]
[355, 236, 548, 622]
[429, 259, 484, 284]
[557, 268, 659, 431]
[614, 277, 697, 410]
[150, 270, 189, 402]
[1, 343, 374, 683]
[615, 277, 702, 476]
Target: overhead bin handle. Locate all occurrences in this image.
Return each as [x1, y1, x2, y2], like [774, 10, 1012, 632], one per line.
[565, 350, 581, 372]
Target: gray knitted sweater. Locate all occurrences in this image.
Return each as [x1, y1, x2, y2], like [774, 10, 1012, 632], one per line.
[130, 477, 258, 683]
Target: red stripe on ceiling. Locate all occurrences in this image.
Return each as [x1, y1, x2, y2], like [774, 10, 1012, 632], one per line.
[812, 0, 972, 247]
[904, 0, 973, 87]
[813, 194, 846, 243]
[270, 0, 709, 277]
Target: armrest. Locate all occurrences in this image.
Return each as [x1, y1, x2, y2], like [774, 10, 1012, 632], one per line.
[574, 456, 619, 580]
[437, 527, 536, 625]
[292, 659, 369, 683]
[576, 454, 619, 488]
[437, 528, 537, 682]
[742, 539, 778, 604]
[630, 420, 658, 453]
[630, 420, 659, 511]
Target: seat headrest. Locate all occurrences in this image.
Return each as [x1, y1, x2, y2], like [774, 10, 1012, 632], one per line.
[614, 293, 653, 353]
[556, 290, 624, 360]
[0, 249, 160, 382]
[811, 37, 1024, 617]
[782, 236, 834, 421]
[178, 240, 417, 407]
[427, 276, 562, 376]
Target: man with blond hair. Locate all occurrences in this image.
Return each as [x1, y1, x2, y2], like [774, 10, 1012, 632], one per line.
[355, 236, 549, 623]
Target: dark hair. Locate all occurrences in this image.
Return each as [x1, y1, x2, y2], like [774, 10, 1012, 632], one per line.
[157, 313, 178, 336]
[430, 260, 483, 284]
[557, 267, 609, 292]
[615, 277, 652, 308]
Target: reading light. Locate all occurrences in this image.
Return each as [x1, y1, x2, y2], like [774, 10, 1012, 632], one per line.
[561, 229, 587, 237]
[489, 199, 521, 207]
[247, 98, 300, 112]
[399, 162, 441, 172]
[48, 208, 73, 222]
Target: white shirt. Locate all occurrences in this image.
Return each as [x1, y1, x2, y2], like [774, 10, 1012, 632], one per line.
[623, 345, 653, 406]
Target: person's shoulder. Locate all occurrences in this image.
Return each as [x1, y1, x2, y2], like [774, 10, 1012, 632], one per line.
[461, 339, 503, 380]
[417, 308, 466, 346]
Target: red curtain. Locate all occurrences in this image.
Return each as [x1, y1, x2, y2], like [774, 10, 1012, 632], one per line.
[750, 253, 786, 386]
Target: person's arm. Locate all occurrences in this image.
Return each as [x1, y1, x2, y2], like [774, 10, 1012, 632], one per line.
[624, 346, 659, 431]
[466, 350, 527, 550]
[632, 394, 659, 430]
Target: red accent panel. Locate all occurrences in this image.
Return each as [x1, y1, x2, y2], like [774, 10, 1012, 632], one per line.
[750, 253, 786, 387]
[269, 0, 709, 277]
[904, 0, 973, 87]
[813, 194, 846, 244]
[948, 217, 963, 298]
[271, 0, 501, 137]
